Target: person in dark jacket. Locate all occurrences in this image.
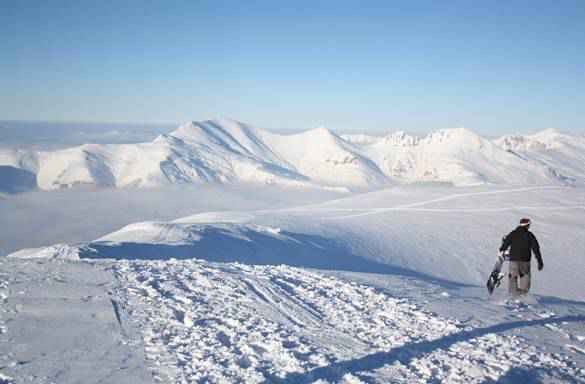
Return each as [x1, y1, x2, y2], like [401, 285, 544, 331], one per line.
[499, 218, 544, 296]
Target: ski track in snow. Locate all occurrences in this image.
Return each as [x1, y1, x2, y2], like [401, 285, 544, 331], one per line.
[322, 186, 582, 220]
[249, 186, 583, 221]
[112, 259, 584, 383]
[322, 205, 585, 219]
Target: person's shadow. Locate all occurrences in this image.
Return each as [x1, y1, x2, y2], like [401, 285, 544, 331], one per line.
[267, 315, 585, 383]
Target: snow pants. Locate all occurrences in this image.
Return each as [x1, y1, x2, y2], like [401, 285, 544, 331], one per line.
[508, 261, 531, 296]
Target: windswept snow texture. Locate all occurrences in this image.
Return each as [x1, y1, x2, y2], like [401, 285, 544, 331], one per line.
[1, 119, 583, 191]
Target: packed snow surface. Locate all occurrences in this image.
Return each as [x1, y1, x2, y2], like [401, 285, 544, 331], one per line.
[1, 119, 583, 192]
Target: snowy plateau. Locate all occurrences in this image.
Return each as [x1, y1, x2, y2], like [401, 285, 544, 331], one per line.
[1, 120, 585, 383]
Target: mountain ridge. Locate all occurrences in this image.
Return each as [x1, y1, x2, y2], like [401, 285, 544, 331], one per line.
[0, 119, 582, 191]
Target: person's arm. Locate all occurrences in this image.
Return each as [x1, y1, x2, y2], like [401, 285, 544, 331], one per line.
[499, 234, 512, 253]
[530, 233, 544, 270]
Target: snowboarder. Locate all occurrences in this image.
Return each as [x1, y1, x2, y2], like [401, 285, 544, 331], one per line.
[499, 218, 544, 297]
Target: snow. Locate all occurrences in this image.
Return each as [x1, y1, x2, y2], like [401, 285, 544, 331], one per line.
[2, 124, 585, 382]
[2, 256, 584, 383]
[7, 243, 82, 260]
[0, 149, 38, 172]
[340, 134, 381, 146]
[0, 259, 152, 384]
[0, 149, 38, 194]
[11, 185, 583, 300]
[356, 127, 574, 186]
[1, 120, 583, 191]
[113, 260, 584, 383]
[256, 127, 389, 188]
[494, 129, 585, 184]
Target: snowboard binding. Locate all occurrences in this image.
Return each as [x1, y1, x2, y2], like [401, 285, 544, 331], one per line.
[487, 270, 505, 295]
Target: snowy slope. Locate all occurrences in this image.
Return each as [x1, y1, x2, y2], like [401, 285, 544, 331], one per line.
[0, 149, 38, 171]
[112, 260, 585, 383]
[2, 256, 584, 383]
[0, 259, 153, 384]
[495, 129, 585, 184]
[164, 120, 387, 189]
[11, 119, 382, 191]
[341, 133, 381, 145]
[1, 120, 583, 191]
[156, 120, 311, 186]
[0, 149, 38, 193]
[257, 127, 389, 188]
[3, 185, 585, 383]
[30, 124, 312, 190]
[352, 128, 573, 186]
[10, 185, 585, 301]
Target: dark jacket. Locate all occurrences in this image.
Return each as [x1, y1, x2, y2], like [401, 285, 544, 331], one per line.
[500, 226, 543, 264]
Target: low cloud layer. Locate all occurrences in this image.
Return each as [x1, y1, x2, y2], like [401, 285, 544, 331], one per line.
[0, 184, 341, 256]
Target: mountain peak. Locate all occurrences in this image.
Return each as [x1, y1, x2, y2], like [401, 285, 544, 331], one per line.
[299, 126, 339, 141]
[423, 127, 483, 147]
[309, 126, 333, 134]
[495, 128, 568, 152]
[530, 128, 562, 142]
[381, 131, 419, 146]
[170, 119, 246, 142]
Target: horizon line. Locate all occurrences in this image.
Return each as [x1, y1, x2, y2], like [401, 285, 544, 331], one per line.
[0, 118, 578, 138]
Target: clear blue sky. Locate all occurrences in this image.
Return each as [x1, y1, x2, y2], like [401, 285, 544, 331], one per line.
[1, 0, 584, 135]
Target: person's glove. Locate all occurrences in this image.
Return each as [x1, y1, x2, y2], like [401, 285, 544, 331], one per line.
[538, 261, 544, 271]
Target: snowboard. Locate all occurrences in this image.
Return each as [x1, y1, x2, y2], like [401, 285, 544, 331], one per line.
[487, 252, 507, 295]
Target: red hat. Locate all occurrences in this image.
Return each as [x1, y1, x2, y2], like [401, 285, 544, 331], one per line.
[519, 218, 531, 226]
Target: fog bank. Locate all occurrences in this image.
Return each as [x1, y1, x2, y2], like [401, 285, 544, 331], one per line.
[0, 184, 343, 256]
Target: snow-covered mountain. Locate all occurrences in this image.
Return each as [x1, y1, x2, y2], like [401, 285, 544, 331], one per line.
[0, 119, 583, 192]
[0, 149, 38, 193]
[352, 128, 579, 186]
[494, 129, 585, 183]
